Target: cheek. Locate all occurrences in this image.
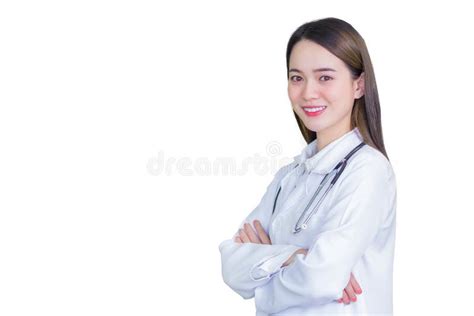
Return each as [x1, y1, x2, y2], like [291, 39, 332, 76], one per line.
[324, 84, 351, 104]
[335, 81, 354, 99]
[322, 85, 340, 102]
[287, 86, 300, 103]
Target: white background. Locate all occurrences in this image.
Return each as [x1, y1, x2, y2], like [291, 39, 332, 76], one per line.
[1, 0, 473, 315]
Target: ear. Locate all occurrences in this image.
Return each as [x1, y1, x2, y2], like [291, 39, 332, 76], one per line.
[354, 72, 365, 99]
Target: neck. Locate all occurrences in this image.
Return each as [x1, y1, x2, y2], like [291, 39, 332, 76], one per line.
[316, 124, 353, 151]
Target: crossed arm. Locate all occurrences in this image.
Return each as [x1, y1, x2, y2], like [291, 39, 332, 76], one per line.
[234, 219, 362, 305]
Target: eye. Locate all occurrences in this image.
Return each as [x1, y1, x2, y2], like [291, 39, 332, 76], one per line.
[320, 75, 333, 82]
[290, 75, 303, 82]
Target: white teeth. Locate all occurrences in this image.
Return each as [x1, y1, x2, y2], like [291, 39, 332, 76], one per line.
[304, 106, 326, 112]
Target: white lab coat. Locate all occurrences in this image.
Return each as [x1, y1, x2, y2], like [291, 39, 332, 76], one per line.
[219, 127, 397, 315]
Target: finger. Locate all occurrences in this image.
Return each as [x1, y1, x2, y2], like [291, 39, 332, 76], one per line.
[253, 220, 271, 244]
[350, 273, 362, 294]
[345, 283, 357, 302]
[239, 229, 251, 243]
[244, 223, 261, 243]
[239, 229, 250, 243]
[234, 236, 242, 243]
[342, 290, 350, 304]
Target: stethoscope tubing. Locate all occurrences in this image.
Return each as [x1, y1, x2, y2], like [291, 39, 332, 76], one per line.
[271, 142, 366, 234]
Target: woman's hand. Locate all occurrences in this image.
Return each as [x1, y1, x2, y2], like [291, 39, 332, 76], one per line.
[337, 272, 363, 304]
[234, 220, 271, 244]
[234, 221, 308, 268]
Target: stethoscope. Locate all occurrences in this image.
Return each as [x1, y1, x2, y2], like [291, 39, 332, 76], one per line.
[272, 142, 366, 234]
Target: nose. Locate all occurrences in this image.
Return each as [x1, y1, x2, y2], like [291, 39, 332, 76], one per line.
[302, 79, 321, 101]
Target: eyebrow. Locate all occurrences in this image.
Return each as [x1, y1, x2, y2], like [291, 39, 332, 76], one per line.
[289, 67, 337, 73]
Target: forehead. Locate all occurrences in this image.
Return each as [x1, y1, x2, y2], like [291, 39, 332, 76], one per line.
[289, 40, 344, 70]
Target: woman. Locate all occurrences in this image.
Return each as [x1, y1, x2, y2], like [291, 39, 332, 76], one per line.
[219, 17, 396, 315]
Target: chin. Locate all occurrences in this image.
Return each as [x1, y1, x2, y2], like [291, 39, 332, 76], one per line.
[295, 109, 324, 129]
[306, 125, 324, 133]
[300, 119, 325, 133]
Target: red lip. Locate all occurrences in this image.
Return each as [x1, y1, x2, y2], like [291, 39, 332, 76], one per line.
[302, 106, 326, 117]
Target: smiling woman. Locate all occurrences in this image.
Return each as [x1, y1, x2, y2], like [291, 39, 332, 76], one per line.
[288, 40, 366, 151]
[286, 19, 386, 157]
[219, 17, 396, 316]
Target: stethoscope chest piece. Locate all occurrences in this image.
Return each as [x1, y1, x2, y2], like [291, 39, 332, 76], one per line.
[292, 223, 307, 234]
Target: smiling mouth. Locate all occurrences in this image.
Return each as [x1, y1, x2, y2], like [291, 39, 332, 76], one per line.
[302, 106, 327, 116]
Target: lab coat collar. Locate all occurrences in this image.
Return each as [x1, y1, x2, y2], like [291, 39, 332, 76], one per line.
[292, 127, 364, 175]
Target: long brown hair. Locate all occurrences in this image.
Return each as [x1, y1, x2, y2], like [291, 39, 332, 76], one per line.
[286, 17, 388, 160]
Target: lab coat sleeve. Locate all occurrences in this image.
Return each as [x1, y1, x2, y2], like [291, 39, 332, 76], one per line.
[218, 162, 301, 299]
[219, 241, 301, 299]
[254, 159, 397, 313]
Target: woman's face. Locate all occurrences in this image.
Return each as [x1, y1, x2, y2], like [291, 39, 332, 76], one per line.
[288, 39, 364, 138]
